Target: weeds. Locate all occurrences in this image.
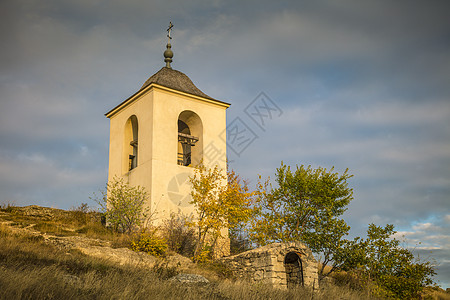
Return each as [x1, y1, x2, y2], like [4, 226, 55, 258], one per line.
[0, 201, 17, 213]
[198, 260, 234, 280]
[69, 202, 96, 226]
[151, 261, 179, 279]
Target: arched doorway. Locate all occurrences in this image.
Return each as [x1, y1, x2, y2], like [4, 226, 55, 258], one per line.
[284, 252, 304, 288]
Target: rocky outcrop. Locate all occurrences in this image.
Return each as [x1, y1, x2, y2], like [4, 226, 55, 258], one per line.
[169, 273, 210, 285]
[0, 209, 194, 271]
[21, 205, 100, 222]
[7, 205, 79, 220]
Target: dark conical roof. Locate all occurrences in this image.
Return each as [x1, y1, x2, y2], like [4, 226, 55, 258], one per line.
[105, 66, 229, 118]
[140, 67, 215, 100]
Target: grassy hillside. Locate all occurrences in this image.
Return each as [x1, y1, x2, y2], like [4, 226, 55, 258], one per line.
[0, 204, 448, 300]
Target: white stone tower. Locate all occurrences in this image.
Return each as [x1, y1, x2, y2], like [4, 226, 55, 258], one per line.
[105, 24, 230, 225]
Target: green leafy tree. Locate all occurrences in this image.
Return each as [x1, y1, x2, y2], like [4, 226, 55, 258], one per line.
[189, 164, 254, 262]
[249, 162, 353, 279]
[339, 224, 436, 299]
[93, 176, 150, 234]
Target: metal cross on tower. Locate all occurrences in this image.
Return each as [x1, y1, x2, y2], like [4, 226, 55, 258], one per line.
[164, 22, 174, 68]
[167, 22, 173, 42]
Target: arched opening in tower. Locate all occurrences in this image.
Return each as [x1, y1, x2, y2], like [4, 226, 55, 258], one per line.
[177, 119, 198, 166]
[177, 110, 202, 166]
[124, 115, 138, 172]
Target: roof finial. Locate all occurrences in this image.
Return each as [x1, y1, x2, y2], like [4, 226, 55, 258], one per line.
[164, 22, 174, 68]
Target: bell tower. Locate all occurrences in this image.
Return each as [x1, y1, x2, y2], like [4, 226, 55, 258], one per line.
[105, 24, 230, 226]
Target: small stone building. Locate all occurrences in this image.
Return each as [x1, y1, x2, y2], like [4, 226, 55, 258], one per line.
[220, 242, 318, 290]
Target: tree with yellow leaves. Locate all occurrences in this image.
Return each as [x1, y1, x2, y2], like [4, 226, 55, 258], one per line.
[189, 164, 254, 262]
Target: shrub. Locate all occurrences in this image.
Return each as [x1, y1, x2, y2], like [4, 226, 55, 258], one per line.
[69, 203, 93, 226]
[130, 230, 168, 257]
[194, 244, 213, 263]
[0, 202, 17, 213]
[332, 270, 367, 292]
[161, 213, 196, 257]
[229, 230, 253, 255]
[92, 177, 150, 234]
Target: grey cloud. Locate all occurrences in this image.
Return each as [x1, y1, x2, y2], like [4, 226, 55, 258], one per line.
[1, 0, 450, 288]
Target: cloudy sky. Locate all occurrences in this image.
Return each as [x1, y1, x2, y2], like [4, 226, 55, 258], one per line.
[1, 0, 449, 288]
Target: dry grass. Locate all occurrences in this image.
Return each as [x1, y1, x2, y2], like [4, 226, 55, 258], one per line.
[0, 222, 376, 300]
[2, 205, 445, 299]
[420, 287, 450, 300]
[0, 204, 134, 248]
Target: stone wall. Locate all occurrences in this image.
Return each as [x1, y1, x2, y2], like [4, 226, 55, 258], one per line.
[220, 242, 318, 290]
